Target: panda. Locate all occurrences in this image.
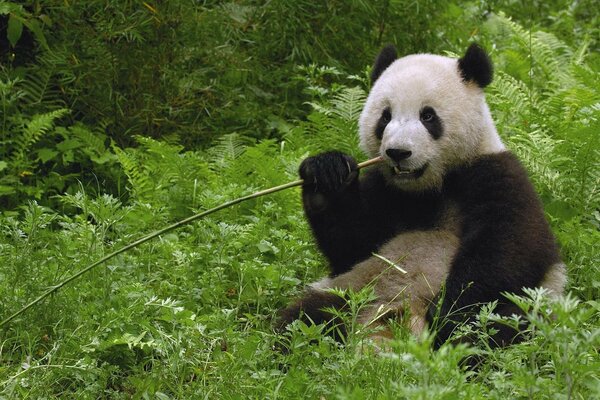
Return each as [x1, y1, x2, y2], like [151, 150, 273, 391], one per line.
[276, 43, 567, 349]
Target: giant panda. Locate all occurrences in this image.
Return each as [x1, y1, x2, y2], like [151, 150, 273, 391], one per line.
[277, 43, 567, 349]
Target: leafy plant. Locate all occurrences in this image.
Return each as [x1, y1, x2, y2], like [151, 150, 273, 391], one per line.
[0, 1, 48, 50]
[0, 2, 599, 399]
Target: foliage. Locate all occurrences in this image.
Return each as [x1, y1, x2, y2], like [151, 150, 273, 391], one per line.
[0, 1, 48, 50]
[0, 74, 120, 209]
[484, 13, 600, 301]
[0, 1, 599, 399]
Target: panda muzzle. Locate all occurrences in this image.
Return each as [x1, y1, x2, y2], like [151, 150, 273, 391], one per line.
[392, 163, 428, 179]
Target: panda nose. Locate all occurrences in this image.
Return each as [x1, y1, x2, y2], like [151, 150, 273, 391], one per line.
[386, 148, 412, 162]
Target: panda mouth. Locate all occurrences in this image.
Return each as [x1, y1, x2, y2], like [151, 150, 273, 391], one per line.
[391, 163, 428, 179]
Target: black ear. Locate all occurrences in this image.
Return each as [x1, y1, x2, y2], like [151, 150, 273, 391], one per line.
[458, 43, 493, 88]
[371, 44, 397, 84]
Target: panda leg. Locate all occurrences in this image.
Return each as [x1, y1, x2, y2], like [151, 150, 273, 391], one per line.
[428, 298, 529, 349]
[275, 288, 347, 340]
[275, 257, 387, 342]
[487, 302, 528, 347]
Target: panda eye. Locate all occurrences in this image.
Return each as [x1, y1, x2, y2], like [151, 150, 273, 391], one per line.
[381, 108, 392, 123]
[375, 108, 392, 140]
[420, 107, 437, 123]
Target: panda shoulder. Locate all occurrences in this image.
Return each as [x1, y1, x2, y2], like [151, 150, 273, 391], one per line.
[447, 151, 539, 202]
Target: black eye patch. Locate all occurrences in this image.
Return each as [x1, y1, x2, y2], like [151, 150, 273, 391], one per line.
[420, 106, 443, 140]
[375, 108, 392, 140]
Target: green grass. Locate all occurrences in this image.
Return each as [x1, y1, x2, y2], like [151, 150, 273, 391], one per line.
[1, 9, 599, 400]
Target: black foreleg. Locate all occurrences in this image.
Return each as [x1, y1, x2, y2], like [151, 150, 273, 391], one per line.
[276, 289, 348, 341]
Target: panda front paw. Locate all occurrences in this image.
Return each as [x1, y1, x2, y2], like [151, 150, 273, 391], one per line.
[299, 151, 358, 194]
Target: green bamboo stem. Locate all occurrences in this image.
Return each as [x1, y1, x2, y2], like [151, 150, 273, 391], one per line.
[0, 156, 383, 328]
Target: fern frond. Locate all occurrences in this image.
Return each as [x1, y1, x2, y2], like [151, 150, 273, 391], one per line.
[112, 145, 153, 199]
[134, 136, 181, 190]
[68, 124, 115, 164]
[11, 108, 69, 161]
[207, 133, 250, 168]
[136, 135, 184, 157]
[490, 71, 538, 123]
[331, 86, 366, 122]
[18, 51, 72, 110]
[20, 68, 53, 106]
[493, 13, 574, 87]
[507, 129, 565, 198]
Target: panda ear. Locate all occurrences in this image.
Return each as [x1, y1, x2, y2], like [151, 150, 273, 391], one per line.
[458, 43, 493, 88]
[371, 44, 397, 84]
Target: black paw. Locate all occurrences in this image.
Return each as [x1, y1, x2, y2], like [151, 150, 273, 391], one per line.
[275, 289, 348, 342]
[299, 151, 358, 194]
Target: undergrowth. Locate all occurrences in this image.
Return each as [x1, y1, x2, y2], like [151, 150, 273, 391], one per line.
[0, 9, 599, 400]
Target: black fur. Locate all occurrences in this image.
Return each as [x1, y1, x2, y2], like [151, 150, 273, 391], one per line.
[371, 45, 398, 83]
[299, 151, 359, 199]
[275, 288, 347, 340]
[280, 150, 561, 346]
[420, 106, 443, 140]
[426, 151, 560, 347]
[458, 43, 493, 88]
[375, 108, 392, 140]
[299, 151, 442, 276]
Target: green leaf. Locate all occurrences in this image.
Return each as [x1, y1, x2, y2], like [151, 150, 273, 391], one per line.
[256, 240, 279, 255]
[56, 138, 82, 152]
[22, 18, 48, 50]
[7, 14, 23, 47]
[37, 148, 58, 162]
[0, 184, 16, 195]
[89, 152, 116, 165]
[546, 199, 578, 221]
[0, 160, 7, 172]
[0, 2, 21, 15]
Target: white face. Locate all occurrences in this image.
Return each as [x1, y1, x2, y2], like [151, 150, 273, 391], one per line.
[359, 54, 504, 192]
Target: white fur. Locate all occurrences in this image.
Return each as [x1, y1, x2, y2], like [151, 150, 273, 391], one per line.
[309, 230, 459, 337]
[540, 262, 568, 297]
[309, 243, 567, 340]
[359, 54, 505, 192]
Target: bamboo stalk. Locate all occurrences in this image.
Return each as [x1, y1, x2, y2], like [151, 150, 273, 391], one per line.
[0, 156, 383, 328]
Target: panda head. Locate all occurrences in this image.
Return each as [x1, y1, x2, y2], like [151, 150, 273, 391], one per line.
[359, 43, 505, 192]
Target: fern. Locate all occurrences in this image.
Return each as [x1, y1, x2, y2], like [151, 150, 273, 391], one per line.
[18, 50, 73, 111]
[330, 86, 366, 123]
[291, 86, 366, 158]
[112, 145, 153, 200]
[507, 129, 566, 199]
[488, 14, 600, 218]
[110, 136, 213, 215]
[20, 66, 56, 108]
[67, 124, 116, 165]
[223, 140, 287, 188]
[135, 136, 182, 192]
[489, 71, 538, 125]
[10, 108, 69, 162]
[207, 133, 250, 168]
[493, 13, 575, 87]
